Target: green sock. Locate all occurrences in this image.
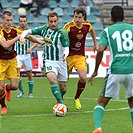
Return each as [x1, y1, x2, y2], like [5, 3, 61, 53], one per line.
[50, 84, 64, 104]
[19, 78, 23, 91]
[94, 105, 104, 129]
[28, 80, 34, 94]
[130, 106, 133, 127]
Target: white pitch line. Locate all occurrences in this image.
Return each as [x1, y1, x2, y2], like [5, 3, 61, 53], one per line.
[2, 107, 129, 118]
[16, 96, 128, 103]
[2, 96, 128, 118]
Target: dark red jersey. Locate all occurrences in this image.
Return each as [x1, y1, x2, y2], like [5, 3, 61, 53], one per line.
[0, 26, 22, 60]
[64, 20, 93, 56]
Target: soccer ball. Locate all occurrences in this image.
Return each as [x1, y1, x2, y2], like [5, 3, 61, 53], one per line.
[53, 103, 67, 117]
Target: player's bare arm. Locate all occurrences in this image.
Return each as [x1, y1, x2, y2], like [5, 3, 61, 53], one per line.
[27, 35, 44, 46]
[89, 29, 99, 52]
[0, 34, 21, 49]
[88, 45, 105, 85]
[26, 43, 38, 53]
[20, 29, 44, 46]
[62, 47, 69, 62]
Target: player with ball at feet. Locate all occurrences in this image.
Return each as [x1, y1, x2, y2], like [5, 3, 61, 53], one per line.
[20, 11, 70, 114]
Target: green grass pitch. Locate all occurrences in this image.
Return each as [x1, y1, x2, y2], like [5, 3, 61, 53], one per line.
[1, 78, 133, 133]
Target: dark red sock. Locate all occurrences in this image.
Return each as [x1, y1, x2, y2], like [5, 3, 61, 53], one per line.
[0, 95, 7, 108]
[5, 84, 11, 91]
[74, 80, 86, 99]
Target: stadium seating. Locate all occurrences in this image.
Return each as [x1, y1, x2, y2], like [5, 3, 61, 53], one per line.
[27, 15, 35, 24]
[59, 1, 69, 9]
[32, 22, 41, 28]
[65, 7, 74, 16]
[11, 0, 20, 9]
[49, 1, 57, 9]
[71, 0, 79, 8]
[91, 7, 100, 16]
[54, 7, 64, 17]
[93, 22, 104, 31]
[87, 15, 96, 24]
[38, 15, 47, 24]
[13, 15, 20, 24]
[62, 15, 72, 23]
[40, 8, 50, 16]
[1, 0, 9, 8]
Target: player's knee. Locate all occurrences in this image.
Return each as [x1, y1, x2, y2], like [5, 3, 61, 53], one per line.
[10, 84, 18, 90]
[79, 76, 86, 83]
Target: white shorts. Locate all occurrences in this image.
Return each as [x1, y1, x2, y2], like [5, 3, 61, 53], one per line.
[100, 74, 133, 100]
[16, 54, 33, 71]
[44, 60, 68, 82]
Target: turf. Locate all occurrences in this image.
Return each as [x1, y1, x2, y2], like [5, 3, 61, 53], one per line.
[1, 77, 133, 133]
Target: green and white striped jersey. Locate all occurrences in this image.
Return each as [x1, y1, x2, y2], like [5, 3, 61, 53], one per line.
[99, 22, 133, 74]
[15, 39, 32, 55]
[31, 26, 70, 61]
[15, 28, 32, 55]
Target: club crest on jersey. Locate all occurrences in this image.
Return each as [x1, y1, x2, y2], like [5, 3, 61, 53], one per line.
[8, 46, 12, 51]
[44, 37, 53, 46]
[75, 42, 81, 48]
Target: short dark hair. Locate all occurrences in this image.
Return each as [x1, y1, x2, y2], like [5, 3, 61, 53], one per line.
[47, 11, 58, 20]
[19, 15, 27, 21]
[2, 10, 12, 18]
[111, 5, 124, 22]
[73, 7, 86, 20]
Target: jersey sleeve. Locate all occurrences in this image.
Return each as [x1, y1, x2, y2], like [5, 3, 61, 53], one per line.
[60, 28, 70, 47]
[99, 28, 108, 47]
[0, 35, 4, 40]
[31, 26, 46, 36]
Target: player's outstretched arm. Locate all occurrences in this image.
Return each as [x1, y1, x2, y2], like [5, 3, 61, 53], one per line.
[0, 34, 21, 49]
[28, 35, 44, 46]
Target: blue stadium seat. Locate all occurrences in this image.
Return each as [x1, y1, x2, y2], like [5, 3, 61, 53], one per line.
[54, 8, 64, 17]
[93, 22, 104, 31]
[71, 0, 79, 8]
[49, 1, 57, 9]
[32, 22, 41, 28]
[1, 0, 9, 8]
[62, 15, 72, 24]
[59, 1, 69, 9]
[40, 8, 50, 16]
[85, 38, 94, 47]
[38, 15, 47, 24]
[27, 15, 35, 24]
[91, 7, 100, 16]
[13, 15, 20, 24]
[12, 0, 20, 9]
[87, 15, 96, 24]
[66, 7, 74, 16]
